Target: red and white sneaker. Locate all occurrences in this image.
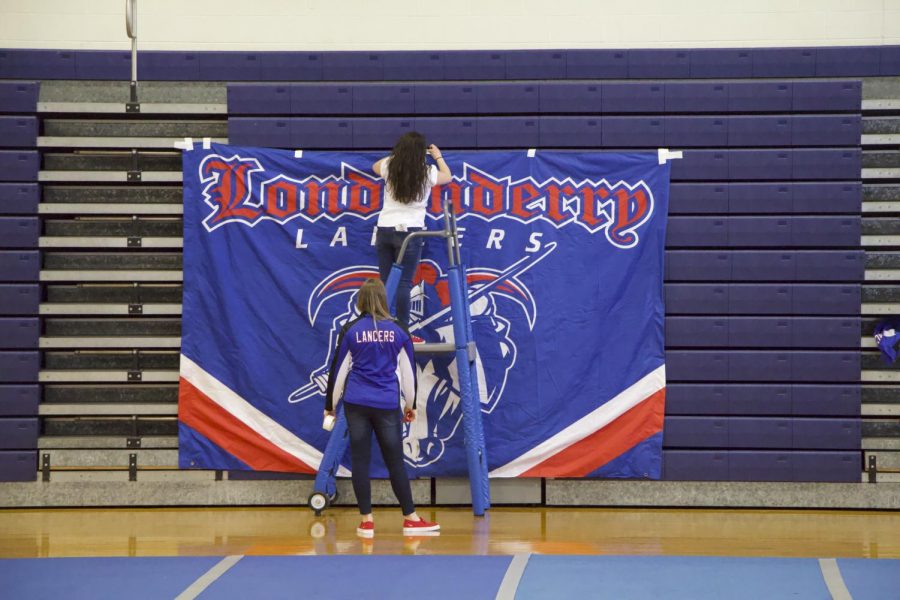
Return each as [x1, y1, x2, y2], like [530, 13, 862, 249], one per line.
[402, 517, 440, 535]
[411, 335, 426, 344]
[356, 521, 375, 538]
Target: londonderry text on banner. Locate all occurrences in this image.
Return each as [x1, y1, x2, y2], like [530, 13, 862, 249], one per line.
[178, 144, 671, 479]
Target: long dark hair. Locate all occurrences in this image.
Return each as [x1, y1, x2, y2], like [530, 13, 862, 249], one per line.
[387, 131, 429, 204]
[356, 278, 392, 322]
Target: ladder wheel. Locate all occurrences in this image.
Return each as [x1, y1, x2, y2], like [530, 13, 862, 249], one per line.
[308, 492, 329, 516]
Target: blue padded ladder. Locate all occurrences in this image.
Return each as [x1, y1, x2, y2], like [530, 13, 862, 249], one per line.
[309, 198, 490, 517]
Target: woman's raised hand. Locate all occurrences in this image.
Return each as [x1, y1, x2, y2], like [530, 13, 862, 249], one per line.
[428, 144, 452, 184]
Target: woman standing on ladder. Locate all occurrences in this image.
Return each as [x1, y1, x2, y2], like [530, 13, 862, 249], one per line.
[372, 132, 452, 328]
[323, 278, 440, 537]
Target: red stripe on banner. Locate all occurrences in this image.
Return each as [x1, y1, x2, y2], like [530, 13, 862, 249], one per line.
[178, 377, 316, 473]
[520, 388, 666, 478]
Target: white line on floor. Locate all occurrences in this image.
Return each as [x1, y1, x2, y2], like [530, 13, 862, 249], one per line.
[175, 555, 244, 600]
[496, 553, 531, 600]
[819, 558, 853, 600]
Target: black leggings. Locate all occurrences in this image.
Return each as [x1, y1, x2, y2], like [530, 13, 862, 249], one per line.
[344, 401, 415, 516]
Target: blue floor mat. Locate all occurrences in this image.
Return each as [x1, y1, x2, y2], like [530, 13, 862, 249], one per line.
[2, 554, 896, 599]
[201, 555, 512, 600]
[838, 558, 900, 600]
[516, 555, 832, 600]
[0, 556, 222, 600]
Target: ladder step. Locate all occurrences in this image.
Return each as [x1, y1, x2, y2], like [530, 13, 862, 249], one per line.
[415, 342, 456, 354]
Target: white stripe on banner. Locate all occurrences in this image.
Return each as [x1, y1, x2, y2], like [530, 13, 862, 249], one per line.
[180, 354, 351, 476]
[489, 365, 666, 477]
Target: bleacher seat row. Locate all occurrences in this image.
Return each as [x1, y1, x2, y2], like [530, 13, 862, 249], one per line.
[0, 46, 897, 80]
[227, 81, 863, 114]
[227, 116, 862, 149]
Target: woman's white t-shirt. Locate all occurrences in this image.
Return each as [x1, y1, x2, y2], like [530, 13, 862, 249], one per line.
[377, 157, 438, 229]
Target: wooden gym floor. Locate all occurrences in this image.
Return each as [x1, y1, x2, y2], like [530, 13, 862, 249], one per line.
[1, 507, 899, 598]
[0, 506, 897, 559]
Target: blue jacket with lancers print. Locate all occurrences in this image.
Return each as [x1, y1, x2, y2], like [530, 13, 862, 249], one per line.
[324, 314, 417, 411]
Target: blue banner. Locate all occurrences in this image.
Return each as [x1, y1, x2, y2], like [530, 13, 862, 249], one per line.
[178, 144, 670, 479]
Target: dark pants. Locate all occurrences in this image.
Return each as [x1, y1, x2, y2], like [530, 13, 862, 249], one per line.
[344, 401, 416, 516]
[376, 227, 424, 327]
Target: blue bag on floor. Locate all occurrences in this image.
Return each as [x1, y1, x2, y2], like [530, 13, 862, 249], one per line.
[873, 318, 900, 364]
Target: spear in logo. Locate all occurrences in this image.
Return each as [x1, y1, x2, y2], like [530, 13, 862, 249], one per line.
[410, 241, 556, 334]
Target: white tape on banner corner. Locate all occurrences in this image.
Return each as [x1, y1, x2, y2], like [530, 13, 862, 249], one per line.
[174, 137, 194, 151]
[657, 148, 683, 165]
[294, 150, 303, 158]
[526, 148, 537, 158]
[202, 137, 211, 150]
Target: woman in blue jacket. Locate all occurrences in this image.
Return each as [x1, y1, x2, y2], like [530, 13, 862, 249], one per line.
[323, 278, 440, 537]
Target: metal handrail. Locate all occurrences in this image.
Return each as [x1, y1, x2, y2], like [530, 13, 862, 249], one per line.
[125, 0, 139, 107]
[394, 198, 459, 267]
[125, 0, 137, 39]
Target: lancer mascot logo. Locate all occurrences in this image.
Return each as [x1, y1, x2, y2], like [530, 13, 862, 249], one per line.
[288, 242, 556, 468]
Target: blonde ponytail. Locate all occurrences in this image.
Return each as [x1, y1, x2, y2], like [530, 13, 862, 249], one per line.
[356, 278, 392, 323]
